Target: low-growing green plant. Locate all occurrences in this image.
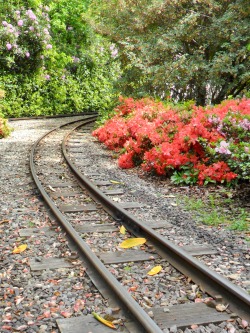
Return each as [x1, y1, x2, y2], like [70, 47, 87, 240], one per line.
[179, 193, 249, 231]
[230, 209, 249, 231]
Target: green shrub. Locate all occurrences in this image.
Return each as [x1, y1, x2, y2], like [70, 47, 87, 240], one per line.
[0, 89, 12, 138]
[0, 1, 120, 118]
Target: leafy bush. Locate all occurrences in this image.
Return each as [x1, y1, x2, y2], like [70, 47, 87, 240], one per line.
[93, 97, 250, 185]
[0, 1, 120, 117]
[0, 89, 12, 138]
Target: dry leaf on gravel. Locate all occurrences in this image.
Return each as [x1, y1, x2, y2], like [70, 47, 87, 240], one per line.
[15, 296, 24, 305]
[119, 238, 146, 248]
[110, 180, 124, 185]
[0, 219, 10, 225]
[61, 311, 72, 318]
[13, 244, 27, 254]
[48, 185, 56, 192]
[216, 304, 228, 312]
[147, 265, 162, 276]
[73, 299, 85, 312]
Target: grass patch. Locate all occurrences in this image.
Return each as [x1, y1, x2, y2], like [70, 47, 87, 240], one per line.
[178, 189, 249, 232]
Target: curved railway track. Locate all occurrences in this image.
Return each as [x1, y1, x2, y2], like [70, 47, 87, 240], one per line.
[29, 115, 250, 333]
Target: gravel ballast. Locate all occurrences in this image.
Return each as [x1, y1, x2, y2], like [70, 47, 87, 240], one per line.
[0, 117, 249, 333]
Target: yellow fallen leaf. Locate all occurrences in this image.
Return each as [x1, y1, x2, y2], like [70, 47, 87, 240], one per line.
[147, 265, 162, 276]
[48, 185, 56, 192]
[13, 244, 27, 254]
[120, 225, 126, 234]
[110, 180, 124, 185]
[119, 238, 146, 249]
[92, 312, 116, 329]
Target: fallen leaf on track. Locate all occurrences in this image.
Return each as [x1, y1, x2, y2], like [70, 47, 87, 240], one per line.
[73, 299, 85, 312]
[48, 185, 56, 192]
[61, 311, 72, 318]
[110, 180, 124, 185]
[13, 244, 27, 254]
[92, 312, 116, 329]
[0, 219, 10, 225]
[147, 265, 162, 276]
[216, 303, 228, 312]
[15, 296, 24, 305]
[119, 238, 146, 248]
[119, 225, 126, 234]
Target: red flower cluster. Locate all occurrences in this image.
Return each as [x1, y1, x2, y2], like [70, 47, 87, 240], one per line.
[93, 97, 250, 185]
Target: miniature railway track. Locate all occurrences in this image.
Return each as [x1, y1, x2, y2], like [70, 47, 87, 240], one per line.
[30, 116, 250, 333]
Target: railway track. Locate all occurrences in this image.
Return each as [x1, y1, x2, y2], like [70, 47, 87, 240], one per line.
[29, 115, 250, 333]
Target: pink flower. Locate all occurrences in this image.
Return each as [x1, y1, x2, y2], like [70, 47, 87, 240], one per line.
[45, 74, 50, 80]
[26, 10, 37, 21]
[72, 56, 80, 63]
[26, 52, 30, 58]
[6, 43, 12, 50]
[238, 118, 250, 131]
[29, 26, 34, 31]
[18, 20, 23, 26]
[2, 21, 8, 27]
[111, 49, 118, 57]
[215, 141, 231, 155]
[46, 44, 52, 49]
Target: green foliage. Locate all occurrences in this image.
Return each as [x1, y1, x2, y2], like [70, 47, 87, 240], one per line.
[0, 116, 12, 138]
[0, 89, 12, 138]
[180, 194, 249, 231]
[90, 0, 250, 105]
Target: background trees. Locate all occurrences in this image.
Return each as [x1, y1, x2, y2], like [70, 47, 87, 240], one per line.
[0, 0, 249, 118]
[90, 0, 250, 105]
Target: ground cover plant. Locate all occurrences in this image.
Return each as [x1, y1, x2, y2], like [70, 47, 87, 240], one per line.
[177, 189, 250, 232]
[93, 97, 250, 186]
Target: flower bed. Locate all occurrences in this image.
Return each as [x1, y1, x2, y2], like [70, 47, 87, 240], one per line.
[93, 97, 250, 185]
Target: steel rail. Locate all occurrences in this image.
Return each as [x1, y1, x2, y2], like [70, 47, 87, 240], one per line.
[62, 122, 250, 322]
[30, 117, 164, 333]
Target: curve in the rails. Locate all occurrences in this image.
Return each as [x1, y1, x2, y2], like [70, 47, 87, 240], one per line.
[62, 122, 250, 323]
[30, 116, 164, 333]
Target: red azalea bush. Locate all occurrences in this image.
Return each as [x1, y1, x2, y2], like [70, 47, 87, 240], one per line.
[92, 97, 250, 185]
